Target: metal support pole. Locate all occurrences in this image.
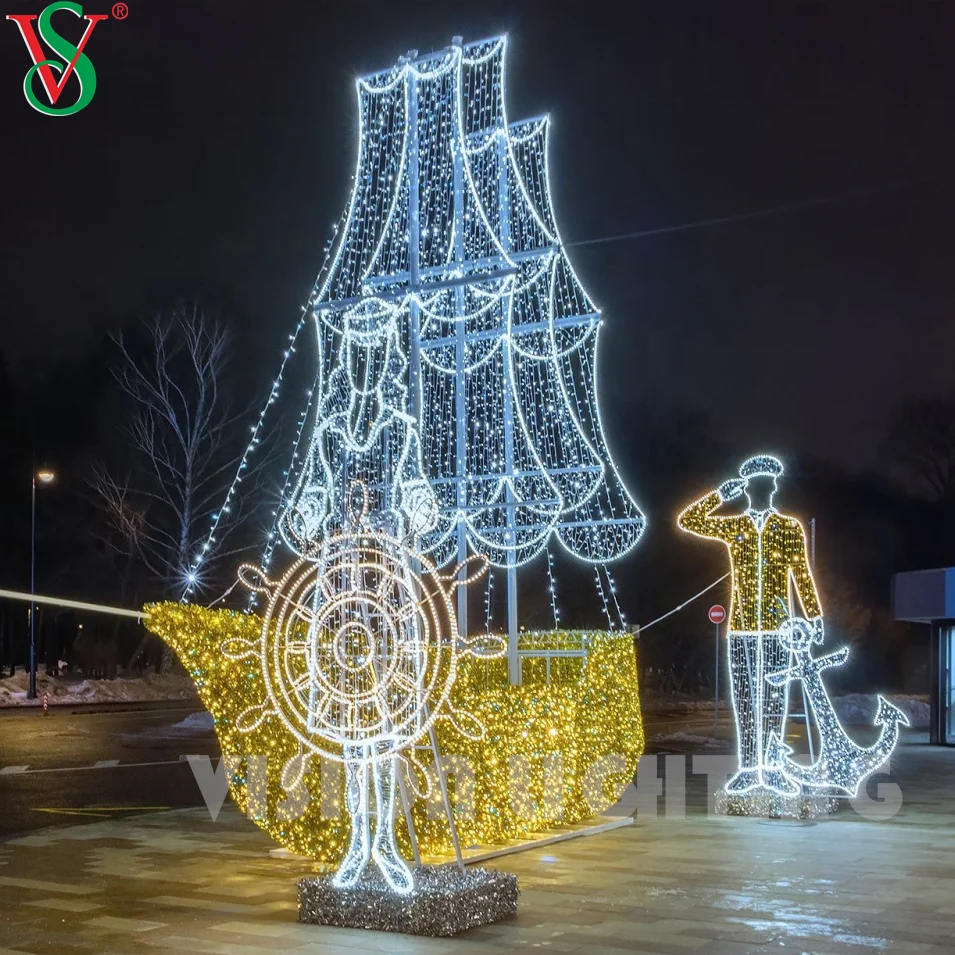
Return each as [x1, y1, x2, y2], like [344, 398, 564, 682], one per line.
[405, 59, 465, 867]
[506, 561, 518, 683]
[943, 625, 952, 745]
[395, 766, 421, 867]
[930, 623, 943, 745]
[452, 50, 468, 639]
[804, 517, 817, 763]
[426, 718, 465, 870]
[713, 622, 719, 725]
[495, 124, 520, 684]
[28, 474, 36, 700]
[406, 62, 422, 429]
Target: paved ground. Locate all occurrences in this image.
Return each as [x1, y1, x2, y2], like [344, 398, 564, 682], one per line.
[0, 703, 217, 837]
[0, 729, 950, 954]
[0, 702, 722, 838]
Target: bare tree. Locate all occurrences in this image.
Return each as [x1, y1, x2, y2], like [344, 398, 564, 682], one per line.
[88, 465, 167, 672]
[92, 303, 251, 600]
[881, 393, 955, 504]
[88, 465, 146, 594]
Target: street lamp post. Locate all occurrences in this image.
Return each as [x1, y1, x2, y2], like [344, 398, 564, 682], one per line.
[28, 468, 55, 700]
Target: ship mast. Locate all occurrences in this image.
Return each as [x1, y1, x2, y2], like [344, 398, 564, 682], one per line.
[301, 36, 647, 683]
[185, 37, 647, 680]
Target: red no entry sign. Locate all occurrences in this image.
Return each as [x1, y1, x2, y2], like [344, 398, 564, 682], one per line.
[708, 604, 726, 624]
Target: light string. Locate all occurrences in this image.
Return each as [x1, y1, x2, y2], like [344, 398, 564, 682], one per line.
[593, 566, 615, 632]
[601, 564, 626, 630]
[545, 548, 560, 628]
[290, 34, 646, 576]
[180, 318, 307, 599]
[247, 373, 320, 611]
[636, 573, 730, 634]
[181, 199, 354, 600]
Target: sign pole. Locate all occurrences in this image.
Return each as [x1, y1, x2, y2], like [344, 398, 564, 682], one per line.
[707, 604, 726, 726]
[714, 621, 719, 725]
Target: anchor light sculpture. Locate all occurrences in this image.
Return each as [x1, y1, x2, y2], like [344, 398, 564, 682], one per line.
[766, 617, 907, 796]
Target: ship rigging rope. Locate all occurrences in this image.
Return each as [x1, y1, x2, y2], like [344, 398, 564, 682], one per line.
[566, 178, 925, 249]
[0, 574, 730, 634]
[636, 573, 729, 634]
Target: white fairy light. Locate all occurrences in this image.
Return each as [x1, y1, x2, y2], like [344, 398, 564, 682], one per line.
[593, 566, 615, 631]
[290, 35, 646, 576]
[248, 379, 320, 612]
[765, 624, 907, 797]
[182, 204, 353, 601]
[546, 548, 560, 628]
[600, 564, 626, 629]
[484, 568, 494, 634]
[160, 35, 652, 904]
[236, 520, 501, 894]
[678, 453, 907, 805]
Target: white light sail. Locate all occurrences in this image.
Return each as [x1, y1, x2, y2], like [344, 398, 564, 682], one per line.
[282, 36, 646, 573]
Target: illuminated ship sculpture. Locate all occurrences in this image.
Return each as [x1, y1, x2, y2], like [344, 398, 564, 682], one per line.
[258, 33, 647, 661]
[147, 36, 645, 888]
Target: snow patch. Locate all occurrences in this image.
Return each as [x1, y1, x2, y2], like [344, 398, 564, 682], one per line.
[123, 709, 215, 740]
[168, 711, 215, 734]
[643, 699, 715, 713]
[833, 694, 929, 729]
[0, 670, 197, 708]
[652, 731, 723, 748]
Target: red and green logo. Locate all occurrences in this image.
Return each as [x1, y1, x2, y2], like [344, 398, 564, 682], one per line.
[7, 1, 112, 116]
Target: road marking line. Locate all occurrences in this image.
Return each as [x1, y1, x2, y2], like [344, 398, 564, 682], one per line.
[33, 806, 172, 818]
[93, 760, 120, 768]
[0, 759, 190, 776]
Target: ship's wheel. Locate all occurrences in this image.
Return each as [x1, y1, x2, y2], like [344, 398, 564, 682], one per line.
[239, 529, 458, 762]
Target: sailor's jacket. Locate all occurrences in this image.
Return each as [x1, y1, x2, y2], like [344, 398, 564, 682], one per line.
[678, 490, 822, 633]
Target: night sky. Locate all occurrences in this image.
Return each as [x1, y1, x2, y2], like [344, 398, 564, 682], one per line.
[2, 1, 954, 475]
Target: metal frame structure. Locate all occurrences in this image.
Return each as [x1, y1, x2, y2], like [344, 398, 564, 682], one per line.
[301, 36, 646, 682]
[191, 36, 647, 684]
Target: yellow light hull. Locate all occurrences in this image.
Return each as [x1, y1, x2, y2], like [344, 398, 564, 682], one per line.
[146, 603, 643, 862]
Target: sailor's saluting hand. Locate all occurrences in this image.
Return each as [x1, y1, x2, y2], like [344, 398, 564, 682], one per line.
[717, 478, 745, 502]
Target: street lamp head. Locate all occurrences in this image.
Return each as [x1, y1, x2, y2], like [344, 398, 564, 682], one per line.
[36, 469, 56, 485]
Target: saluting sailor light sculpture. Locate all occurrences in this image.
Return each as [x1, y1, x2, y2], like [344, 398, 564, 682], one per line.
[678, 454, 908, 806]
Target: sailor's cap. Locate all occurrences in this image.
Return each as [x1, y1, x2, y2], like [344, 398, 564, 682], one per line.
[343, 302, 396, 342]
[739, 454, 784, 480]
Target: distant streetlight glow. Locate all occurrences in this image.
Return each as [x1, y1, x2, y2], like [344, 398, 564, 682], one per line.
[28, 466, 57, 700]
